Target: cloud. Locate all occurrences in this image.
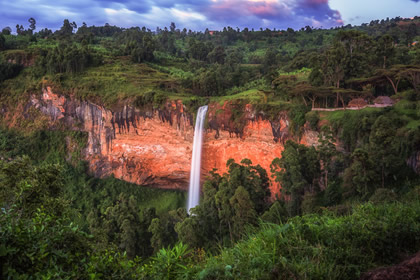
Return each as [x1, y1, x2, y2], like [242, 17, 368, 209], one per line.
[0, 0, 344, 31]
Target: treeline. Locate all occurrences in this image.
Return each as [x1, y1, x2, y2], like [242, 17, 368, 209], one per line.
[1, 17, 418, 98]
[35, 43, 102, 75]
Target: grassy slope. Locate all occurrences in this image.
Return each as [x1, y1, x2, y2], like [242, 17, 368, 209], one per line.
[197, 198, 420, 280]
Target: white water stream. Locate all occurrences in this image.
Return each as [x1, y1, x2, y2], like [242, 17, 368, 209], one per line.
[187, 105, 208, 213]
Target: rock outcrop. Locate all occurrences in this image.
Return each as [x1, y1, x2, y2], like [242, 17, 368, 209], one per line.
[25, 87, 299, 195]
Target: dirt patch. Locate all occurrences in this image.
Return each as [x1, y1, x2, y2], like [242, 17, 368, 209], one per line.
[360, 252, 420, 280]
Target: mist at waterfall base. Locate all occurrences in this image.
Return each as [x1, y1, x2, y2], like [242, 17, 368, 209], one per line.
[187, 105, 208, 214]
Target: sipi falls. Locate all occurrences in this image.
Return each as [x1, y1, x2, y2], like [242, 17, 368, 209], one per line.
[187, 105, 208, 213]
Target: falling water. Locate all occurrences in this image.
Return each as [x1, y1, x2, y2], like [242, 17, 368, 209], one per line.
[187, 105, 208, 213]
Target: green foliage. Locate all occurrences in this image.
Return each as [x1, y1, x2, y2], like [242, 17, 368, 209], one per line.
[271, 141, 321, 216]
[305, 111, 319, 130]
[369, 188, 398, 204]
[176, 159, 270, 249]
[326, 108, 382, 152]
[197, 201, 420, 280]
[324, 181, 343, 206]
[143, 243, 194, 280]
[0, 59, 22, 83]
[0, 127, 186, 260]
[288, 104, 310, 136]
[343, 148, 378, 198]
[0, 157, 142, 279]
[34, 42, 103, 75]
[260, 200, 288, 224]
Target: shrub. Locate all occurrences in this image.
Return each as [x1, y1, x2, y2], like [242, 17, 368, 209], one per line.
[369, 188, 397, 204]
[197, 201, 420, 280]
[305, 111, 319, 130]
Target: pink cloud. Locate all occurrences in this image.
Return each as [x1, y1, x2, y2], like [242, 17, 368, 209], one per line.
[208, 0, 292, 19]
[247, 2, 284, 17]
[198, 0, 343, 29]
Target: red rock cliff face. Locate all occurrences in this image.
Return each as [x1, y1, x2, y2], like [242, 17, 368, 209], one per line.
[27, 87, 298, 195]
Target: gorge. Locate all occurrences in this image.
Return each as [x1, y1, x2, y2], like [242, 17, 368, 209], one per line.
[7, 86, 306, 196]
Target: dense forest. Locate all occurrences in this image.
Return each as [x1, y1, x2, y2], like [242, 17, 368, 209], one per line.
[0, 16, 420, 279]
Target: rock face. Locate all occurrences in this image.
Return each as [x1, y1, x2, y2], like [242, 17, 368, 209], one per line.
[26, 87, 297, 195]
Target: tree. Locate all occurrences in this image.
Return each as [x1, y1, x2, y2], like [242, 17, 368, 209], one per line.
[102, 194, 146, 258]
[406, 23, 417, 44]
[1, 27, 11, 35]
[376, 35, 395, 68]
[229, 186, 256, 239]
[148, 218, 165, 253]
[176, 159, 270, 248]
[271, 141, 320, 216]
[170, 22, 176, 33]
[343, 148, 377, 198]
[261, 200, 288, 224]
[400, 65, 420, 93]
[207, 45, 226, 64]
[58, 19, 77, 37]
[317, 126, 337, 189]
[369, 114, 406, 189]
[28, 17, 36, 34]
[16, 24, 24, 35]
[322, 42, 346, 107]
[0, 34, 5, 51]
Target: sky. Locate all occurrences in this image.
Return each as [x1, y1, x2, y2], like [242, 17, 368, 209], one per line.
[0, 0, 419, 32]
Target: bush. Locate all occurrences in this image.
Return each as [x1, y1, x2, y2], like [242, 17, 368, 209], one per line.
[197, 201, 420, 280]
[0, 60, 23, 83]
[288, 104, 310, 135]
[305, 111, 320, 130]
[134, 91, 156, 108]
[369, 188, 397, 204]
[153, 92, 167, 107]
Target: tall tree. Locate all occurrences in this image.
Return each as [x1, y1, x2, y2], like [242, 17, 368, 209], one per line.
[28, 17, 36, 34]
[271, 141, 320, 216]
[376, 34, 395, 69]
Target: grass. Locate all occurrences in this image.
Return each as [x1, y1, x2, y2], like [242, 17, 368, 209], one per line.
[406, 119, 420, 130]
[321, 107, 384, 123]
[136, 187, 186, 214]
[71, 175, 187, 217]
[55, 57, 180, 106]
[197, 200, 420, 280]
[394, 100, 419, 117]
[0, 67, 41, 104]
[211, 89, 267, 105]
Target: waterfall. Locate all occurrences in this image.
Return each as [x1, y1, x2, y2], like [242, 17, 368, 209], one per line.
[187, 105, 208, 213]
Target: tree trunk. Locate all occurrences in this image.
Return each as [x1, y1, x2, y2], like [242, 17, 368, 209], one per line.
[385, 75, 400, 95]
[228, 221, 233, 244]
[311, 97, 316, 109]
[340, 95, 345, 109]
[301, 95, 308, 106]
[324, 170, 328, 190]
[382, 165, 385, 189]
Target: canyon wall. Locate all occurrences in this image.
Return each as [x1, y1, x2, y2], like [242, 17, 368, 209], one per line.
[26, 87, 299, 195]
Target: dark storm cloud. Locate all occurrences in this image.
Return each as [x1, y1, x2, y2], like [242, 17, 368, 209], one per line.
[0, 0, 343, 32]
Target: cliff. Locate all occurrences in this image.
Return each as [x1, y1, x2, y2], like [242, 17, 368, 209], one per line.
[15, 87, 299, 195]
